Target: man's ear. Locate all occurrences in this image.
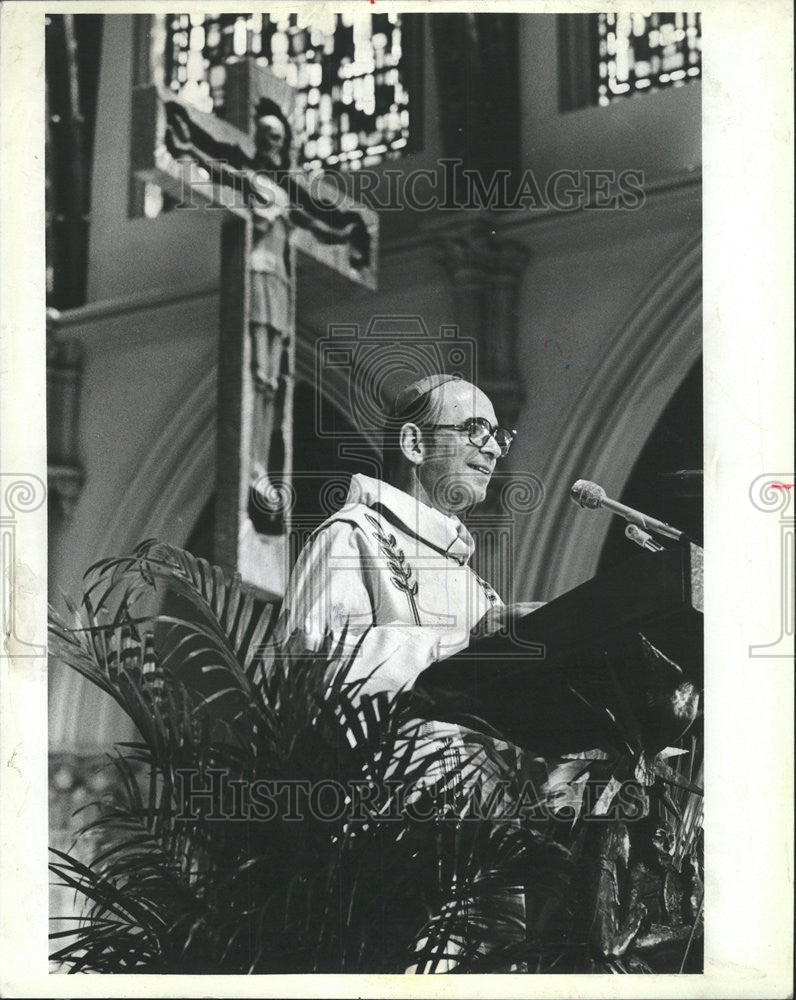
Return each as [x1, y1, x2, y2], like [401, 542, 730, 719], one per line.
[399, 422, 424, 465]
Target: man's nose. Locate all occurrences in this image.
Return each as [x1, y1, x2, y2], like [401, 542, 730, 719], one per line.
[480, 433, 502, 459]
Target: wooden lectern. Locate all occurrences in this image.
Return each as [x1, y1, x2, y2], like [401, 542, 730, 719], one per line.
[415, 544, 703, 756]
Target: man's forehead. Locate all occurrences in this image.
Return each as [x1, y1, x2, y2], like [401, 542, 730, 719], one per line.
[435, 380, 496, 421]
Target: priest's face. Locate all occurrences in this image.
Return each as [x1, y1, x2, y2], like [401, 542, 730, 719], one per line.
[417, 381, 502, 514]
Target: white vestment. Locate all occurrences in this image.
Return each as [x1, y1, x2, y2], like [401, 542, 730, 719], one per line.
[277, 473, 502, 697]
[277, 473, 525, 968]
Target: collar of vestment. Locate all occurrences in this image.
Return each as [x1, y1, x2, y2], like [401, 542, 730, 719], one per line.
[345, 474, 475, 566]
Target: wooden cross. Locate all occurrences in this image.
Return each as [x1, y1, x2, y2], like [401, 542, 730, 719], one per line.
[132, 61, 378, 598]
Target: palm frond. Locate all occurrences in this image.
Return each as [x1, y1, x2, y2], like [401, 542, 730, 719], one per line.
[50, 540, 701, 974]
[50, 541, 577, 973]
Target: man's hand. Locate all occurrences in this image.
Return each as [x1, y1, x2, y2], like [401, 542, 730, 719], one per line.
[472, 601, 547, 638]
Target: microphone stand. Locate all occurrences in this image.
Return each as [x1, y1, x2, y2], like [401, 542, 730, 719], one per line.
[570, 479, 695, 550]
[625, 523, 665, 552]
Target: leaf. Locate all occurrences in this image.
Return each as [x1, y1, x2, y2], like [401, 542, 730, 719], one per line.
[51, 539, 688, 975]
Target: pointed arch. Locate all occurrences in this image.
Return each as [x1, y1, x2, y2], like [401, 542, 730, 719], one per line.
[517, 233, 702, 598]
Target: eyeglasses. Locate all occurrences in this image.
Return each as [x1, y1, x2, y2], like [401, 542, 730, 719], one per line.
[429, 418, 516, 457]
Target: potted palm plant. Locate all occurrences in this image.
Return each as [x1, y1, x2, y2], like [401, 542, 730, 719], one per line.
[49, 540, 573, 973]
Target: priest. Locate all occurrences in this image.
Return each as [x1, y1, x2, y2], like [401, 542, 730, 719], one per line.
[277, 372, 539, 693]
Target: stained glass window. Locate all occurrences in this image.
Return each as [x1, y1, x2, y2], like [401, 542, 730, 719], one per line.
[597, 12, 701, 105]
[156, 11, 414, 173]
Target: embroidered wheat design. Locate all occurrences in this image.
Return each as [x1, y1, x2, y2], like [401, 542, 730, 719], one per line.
[364, 513, 421, 625]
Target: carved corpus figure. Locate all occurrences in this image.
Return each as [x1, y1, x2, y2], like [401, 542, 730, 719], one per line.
[246, 104, 292, 519]
[133, 63, 378, 595]
[166, 95, 297, 530]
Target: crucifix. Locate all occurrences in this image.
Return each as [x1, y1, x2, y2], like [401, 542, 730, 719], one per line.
[132, 61, 378, 598]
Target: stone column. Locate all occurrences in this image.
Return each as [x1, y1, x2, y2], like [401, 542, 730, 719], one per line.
[435, 219, 530, 430]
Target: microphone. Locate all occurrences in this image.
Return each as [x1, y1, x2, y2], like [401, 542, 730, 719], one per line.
[569, 479, 685, 541]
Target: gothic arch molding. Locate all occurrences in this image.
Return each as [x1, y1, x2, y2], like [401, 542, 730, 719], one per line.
[50, 370, 217, 748]
[295, 320, 384, 469]
[517, 233, 702, 599]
